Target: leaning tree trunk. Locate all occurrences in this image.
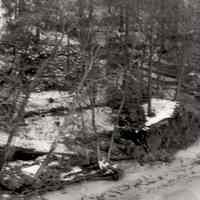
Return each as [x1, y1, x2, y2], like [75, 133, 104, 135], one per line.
[0, 91, 30, 171]
[89, 83, 101, 163]
[34, 138, 58, 180]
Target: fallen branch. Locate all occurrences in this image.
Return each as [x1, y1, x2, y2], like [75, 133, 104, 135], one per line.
[24, 103, 107, 118]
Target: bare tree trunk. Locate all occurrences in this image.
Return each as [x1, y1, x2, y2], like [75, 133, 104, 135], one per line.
[156, 52, 162, 95]
[66, 33, 70, 75]
[174, 8, 187, 101]
[156, 0, 165, 96]
[89, 83, 101, 162]
[174, 50, 185, 100]
[138, 47, 146, 96]
[0, 77, 33, 169]
[76, 92, 86, 137]
[147, 61, 153, 116]
[147, 27, 153, 116]
[107, 91, 125, 161]
[107, 3, 130, 161]
[78, 0, 86, 50]
[34, 138, 58, 179]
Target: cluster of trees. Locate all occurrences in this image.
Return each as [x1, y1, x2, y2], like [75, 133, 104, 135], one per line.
[0, 0, 196, 177]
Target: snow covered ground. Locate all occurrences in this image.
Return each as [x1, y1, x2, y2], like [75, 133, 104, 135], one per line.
[143, 98, 178, 128]
[28, 94, 178, 134]
[26, 95, 178, 153]
[27, 89, 106, 112]
[0, 93, 198, 200]
[0, 130, 71, 153]
[27, 91, 74, 112]
[21, 165, 40, 177]
[0, 91, 113, 153]
[0, 107, 113, 153]
[1, 91, 178, 154]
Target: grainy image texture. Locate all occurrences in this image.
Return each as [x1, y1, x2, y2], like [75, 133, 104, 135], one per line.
[0, 0, 199, 200]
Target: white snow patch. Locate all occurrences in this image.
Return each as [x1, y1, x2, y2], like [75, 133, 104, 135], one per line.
[21, 165, 40, 176]
[48, 161, 59, 167]
[0, 114, 73, 153]
[0, 91, 113, 153]
[36, 155, 47, 162]
[1, 194, 11, 199]
[60, 175, 75, 181]
[0, 60, 5, 69]
[3, 176, 10, 181]
[0, 1, 6, 39]
[143, 98, 178, 127]
[64, 167, 82, 176]
[0, 107, 112, 153]
[27, 91, 73, 112]
[9, 160, 34, 167]
[189, 72, 200, 79]
[40, 31, 79, 46]
[189, 72, 196, 76]
[98, 159, 110, 170]
[60, 167, 82, 181]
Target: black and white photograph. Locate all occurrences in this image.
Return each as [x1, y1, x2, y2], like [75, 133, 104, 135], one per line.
[0, 0, 199, 199]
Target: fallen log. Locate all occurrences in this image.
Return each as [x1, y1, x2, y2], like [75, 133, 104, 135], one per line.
[24, 103, 107, 118]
